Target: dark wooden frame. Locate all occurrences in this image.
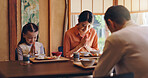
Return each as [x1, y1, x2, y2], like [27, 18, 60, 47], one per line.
[8, 0, 17, 61]
[49, 0, 51, 56]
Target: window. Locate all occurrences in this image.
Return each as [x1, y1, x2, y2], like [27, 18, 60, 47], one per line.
[93, 15, 110, 51]
[118, 0, 148, 26]
[131, 12, 148, 26]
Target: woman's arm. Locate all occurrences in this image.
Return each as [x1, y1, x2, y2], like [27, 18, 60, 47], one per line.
[85, 32, 99, 51]
[65, 43, 83, 58]
[93, 36, 123, 77]
[63, 32, 87, 58]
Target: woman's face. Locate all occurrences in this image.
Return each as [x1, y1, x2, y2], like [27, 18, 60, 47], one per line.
[23, 31, 38, 45]
[78, 21, 92, 34]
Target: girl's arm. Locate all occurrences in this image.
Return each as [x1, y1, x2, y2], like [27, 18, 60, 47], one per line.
[40, 43, 45, 54]
[17, 46, 23, 60]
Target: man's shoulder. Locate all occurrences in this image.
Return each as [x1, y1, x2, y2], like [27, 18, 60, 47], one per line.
[107, 26, 146, 41]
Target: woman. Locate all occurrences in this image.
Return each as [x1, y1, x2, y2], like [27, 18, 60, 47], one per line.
[63, 10, 99, 58]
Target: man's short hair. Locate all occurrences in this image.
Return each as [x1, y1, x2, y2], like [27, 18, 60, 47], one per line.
[104, 5, 131, 26]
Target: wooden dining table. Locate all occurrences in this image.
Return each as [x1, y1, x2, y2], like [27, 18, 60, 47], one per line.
[0, 59, 94, 78]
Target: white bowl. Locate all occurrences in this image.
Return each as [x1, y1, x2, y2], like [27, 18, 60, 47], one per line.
[80, 58, 95, 67]
[90, 50, 100, 54]
[80, 52, 90, 56]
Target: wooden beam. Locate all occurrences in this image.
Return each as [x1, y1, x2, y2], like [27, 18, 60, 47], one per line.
[8, 0, 17, 61]
[68, 0, 71, 29]
[103, 0, 104, 13]
[49, 0, 51, 56]
[81, 0, 82, 12]
[92, 0, 93, 13]
[113, 0, 118, 5]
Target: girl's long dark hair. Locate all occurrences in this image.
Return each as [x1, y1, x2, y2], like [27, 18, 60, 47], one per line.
[18, 23, 39, 45]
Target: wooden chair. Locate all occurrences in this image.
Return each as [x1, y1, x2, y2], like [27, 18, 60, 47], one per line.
[15, 48, 18, 60]
[58, 46, 64, 57]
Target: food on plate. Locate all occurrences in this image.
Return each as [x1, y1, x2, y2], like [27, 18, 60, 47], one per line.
[44, 56, 56, 60]
[89, 53, 100, 57]
[35, 56, 57, 60]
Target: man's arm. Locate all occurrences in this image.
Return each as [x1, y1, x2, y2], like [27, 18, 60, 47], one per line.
[93, 36, 123, 77]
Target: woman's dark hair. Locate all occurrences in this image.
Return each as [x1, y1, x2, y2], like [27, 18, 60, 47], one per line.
[78, 10, 94, 24]
[104, 5, 131, 26]
[18, 23, 39, 45]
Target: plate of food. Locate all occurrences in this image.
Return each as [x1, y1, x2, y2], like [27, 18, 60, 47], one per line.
[30, 57, 70, 63]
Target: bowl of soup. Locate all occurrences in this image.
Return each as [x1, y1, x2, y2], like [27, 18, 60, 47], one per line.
[80, 52, 90, 56]
[80, 58, 95, 67]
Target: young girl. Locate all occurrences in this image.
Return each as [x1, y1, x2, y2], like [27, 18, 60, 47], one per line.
[17, 23, 44, 60]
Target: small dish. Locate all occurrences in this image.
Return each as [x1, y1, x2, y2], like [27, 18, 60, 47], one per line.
[52, 52, 62, 59]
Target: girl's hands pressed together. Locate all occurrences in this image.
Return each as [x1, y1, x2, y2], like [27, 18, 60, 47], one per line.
[29, 42, 35, 55]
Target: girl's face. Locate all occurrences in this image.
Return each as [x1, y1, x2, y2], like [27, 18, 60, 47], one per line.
[78, 21, 92, 34]
[23, 31, 38, 45]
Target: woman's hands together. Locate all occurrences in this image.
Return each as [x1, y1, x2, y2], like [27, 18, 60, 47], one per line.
[79, 34, 89, 47]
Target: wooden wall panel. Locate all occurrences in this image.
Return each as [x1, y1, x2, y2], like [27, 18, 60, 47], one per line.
[0, 0, 9, 61]
[8, 0, 17, 61]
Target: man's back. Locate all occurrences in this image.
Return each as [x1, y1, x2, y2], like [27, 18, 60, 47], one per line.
[93, 21, 148, 78]
[112, 24, 148, 78]
[93, 5, 148, 78]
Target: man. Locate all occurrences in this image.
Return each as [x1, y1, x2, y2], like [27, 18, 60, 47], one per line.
[93, 5, 148, 78]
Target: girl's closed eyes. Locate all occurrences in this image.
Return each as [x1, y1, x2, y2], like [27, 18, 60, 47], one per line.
[23, 31, 38, 45]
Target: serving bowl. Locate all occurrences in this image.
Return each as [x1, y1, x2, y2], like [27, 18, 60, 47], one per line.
[90, 50, 100, 54]
[80, 52, 90, 56]
[80, 58, 95, 67]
